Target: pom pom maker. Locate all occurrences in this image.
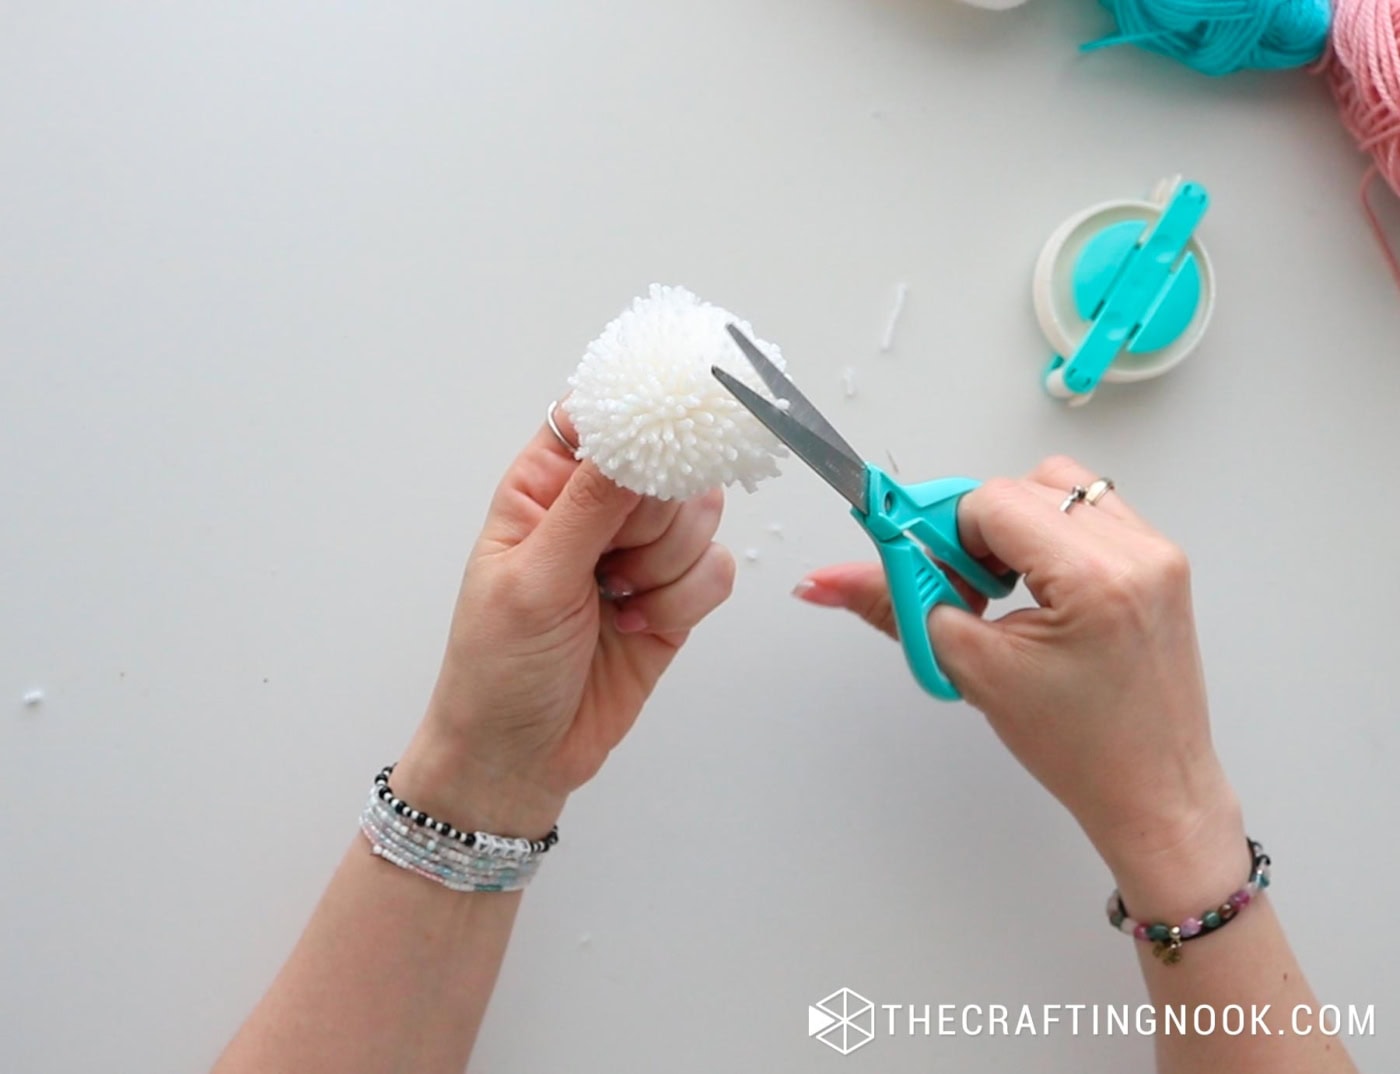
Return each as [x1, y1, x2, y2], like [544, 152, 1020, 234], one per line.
[1033, 176, 1215, 406]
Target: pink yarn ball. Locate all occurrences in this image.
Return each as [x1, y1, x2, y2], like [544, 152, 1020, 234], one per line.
[1326, 0, 1400, 282]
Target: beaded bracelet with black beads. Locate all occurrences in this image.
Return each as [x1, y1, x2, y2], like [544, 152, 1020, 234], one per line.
[1106, 837, 1271, 965]
[372, 764, 558, 854]
[361, 763, 559, 893]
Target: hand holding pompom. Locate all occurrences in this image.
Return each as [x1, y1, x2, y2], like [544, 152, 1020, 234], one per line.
[565, 284, 788, 500]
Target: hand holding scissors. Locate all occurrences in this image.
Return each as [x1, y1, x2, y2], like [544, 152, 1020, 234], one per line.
[713, 325, 1018, 699]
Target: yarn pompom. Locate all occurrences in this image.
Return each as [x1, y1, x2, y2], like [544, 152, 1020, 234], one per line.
[564, 285, 788, 501]
[1086, 0, 1331, 76]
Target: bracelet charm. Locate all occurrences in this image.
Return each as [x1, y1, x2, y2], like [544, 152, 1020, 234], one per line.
[1106, 838, 1270, 965]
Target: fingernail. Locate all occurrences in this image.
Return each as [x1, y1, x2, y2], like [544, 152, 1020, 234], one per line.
[598, 574, 635, 601]
[791, 578, 844, 607]
[614, 608, 648, 634]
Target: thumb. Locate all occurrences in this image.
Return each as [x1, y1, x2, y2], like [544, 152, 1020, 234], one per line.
[928, 604, 1007, 707]
[525, 462, 641, 585]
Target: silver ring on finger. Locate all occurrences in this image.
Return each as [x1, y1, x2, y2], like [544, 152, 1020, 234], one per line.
[1084, 477, 1115, 507]
[546, 400, 579, 454]
[1059, 485, 1088, 513]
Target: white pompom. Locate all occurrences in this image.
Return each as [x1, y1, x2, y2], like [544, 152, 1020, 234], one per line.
[565, 284, 788, 501]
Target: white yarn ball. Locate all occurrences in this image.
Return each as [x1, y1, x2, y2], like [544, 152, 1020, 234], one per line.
[565, 284, 788, 501]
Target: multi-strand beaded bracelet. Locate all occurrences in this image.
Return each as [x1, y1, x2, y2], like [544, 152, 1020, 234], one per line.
[1106, 838, 1272, 965]
[359, 764, 559, 893]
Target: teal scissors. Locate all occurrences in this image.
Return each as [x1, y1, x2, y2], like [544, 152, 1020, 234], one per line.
[713, 325, 1018, 700]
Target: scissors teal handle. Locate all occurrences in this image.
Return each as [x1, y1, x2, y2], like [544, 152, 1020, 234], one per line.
[713, 325, 1019, 701]
[857, 466, 1016, 698]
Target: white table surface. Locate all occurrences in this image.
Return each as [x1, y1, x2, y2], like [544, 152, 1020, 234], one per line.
[3, 3, 1396, 1070]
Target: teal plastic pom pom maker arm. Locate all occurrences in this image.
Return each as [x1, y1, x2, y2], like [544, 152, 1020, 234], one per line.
[712, 325, 1017, 700]
[1035, 176, 1216, 406]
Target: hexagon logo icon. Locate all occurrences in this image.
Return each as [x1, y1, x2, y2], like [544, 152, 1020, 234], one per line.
[808, 987, 875, 1055]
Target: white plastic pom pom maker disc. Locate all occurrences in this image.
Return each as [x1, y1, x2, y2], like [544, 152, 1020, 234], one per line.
[1032, 175, 1216, 407]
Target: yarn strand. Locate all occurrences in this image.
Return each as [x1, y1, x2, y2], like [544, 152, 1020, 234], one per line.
[1360, 170, 1400, 288]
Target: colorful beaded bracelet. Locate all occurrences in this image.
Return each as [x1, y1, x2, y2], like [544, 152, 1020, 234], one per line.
[1106, 838, 1271, 965]
[360, 763, 559, 893]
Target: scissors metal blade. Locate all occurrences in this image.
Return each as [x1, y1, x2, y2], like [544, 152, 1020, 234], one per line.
[723, 325, 864, 466]
[711, 364, 869, 514]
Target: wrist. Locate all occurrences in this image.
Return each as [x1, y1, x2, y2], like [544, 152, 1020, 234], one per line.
[392, 722, 567, 839]
[1097, 782, 1249, 923]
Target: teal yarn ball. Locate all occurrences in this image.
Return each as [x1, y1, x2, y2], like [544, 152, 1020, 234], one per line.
[1086, 0, 1331, 76]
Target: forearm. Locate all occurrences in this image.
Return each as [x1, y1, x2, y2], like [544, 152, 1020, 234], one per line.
[213, 726, 562, 1074]
[1102, 801, 1358, 1074]
[212, 838, 521, 1074]
[1136, 896, 1354, 1074]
